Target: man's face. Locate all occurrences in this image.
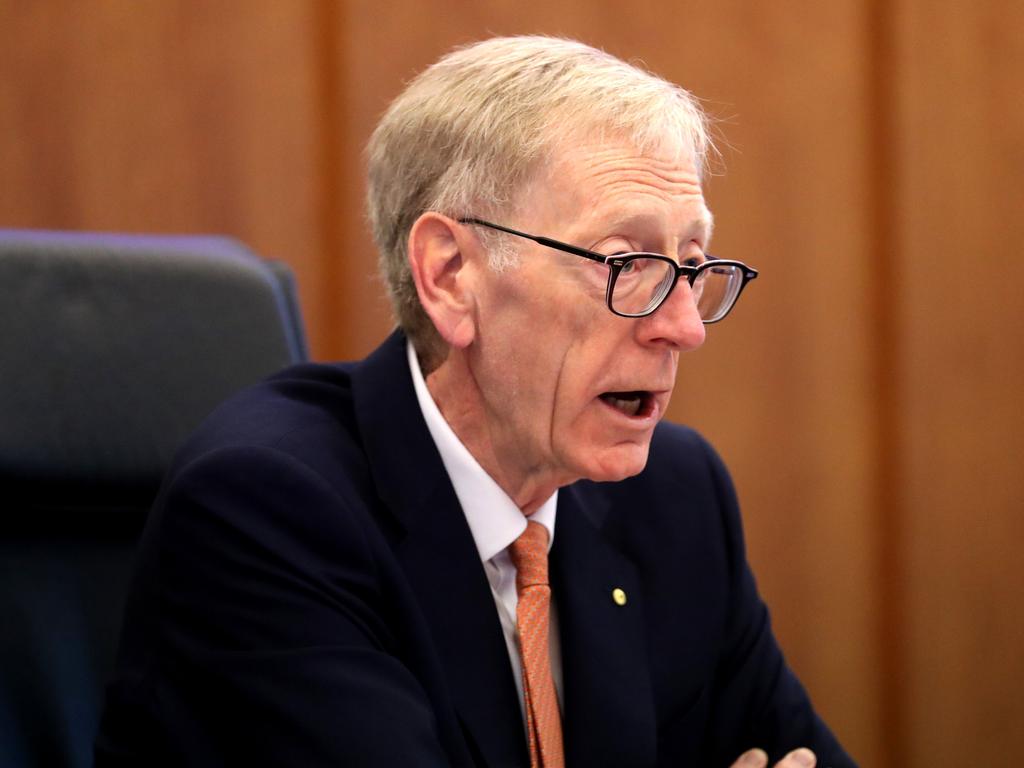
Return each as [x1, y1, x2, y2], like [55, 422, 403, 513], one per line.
[463, 136, 712, 488]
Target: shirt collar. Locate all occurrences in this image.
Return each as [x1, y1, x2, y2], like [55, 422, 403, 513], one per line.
[407, 340, 556, 562]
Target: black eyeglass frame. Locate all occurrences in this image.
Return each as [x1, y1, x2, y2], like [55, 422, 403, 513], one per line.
[458, 217, 758, 322]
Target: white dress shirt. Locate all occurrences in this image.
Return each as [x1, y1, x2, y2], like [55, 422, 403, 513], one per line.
[406, 341, 563, 721]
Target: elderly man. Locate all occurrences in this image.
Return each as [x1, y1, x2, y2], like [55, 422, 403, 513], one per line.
[97, 37, 855, 768]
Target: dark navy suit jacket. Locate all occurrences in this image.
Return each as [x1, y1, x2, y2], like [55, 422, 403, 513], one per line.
[96, 331, 855, 767]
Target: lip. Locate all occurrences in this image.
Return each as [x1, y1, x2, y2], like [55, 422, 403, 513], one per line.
[596, 389, 670, 427]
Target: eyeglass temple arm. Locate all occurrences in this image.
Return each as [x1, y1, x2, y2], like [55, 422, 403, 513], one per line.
[460, 218, 760, 283]
[458, 218, 608, 265]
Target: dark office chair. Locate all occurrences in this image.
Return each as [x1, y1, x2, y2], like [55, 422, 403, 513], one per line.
[0, 229, 308, 768]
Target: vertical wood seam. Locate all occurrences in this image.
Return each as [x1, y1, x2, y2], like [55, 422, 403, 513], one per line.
[866, 1, 906, 766]
[313, 0, 345, 360]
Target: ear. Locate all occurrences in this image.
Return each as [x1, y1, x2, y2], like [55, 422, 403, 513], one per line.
[408, 212, 477, 349]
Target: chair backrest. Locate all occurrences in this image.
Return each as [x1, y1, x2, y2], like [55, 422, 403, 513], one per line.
[0, 229, 308, 768]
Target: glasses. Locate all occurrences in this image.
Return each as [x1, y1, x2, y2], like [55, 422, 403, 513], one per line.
[459, 218, 758, 322]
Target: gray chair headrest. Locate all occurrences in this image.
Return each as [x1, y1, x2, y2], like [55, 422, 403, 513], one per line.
[0, 230, 307, 501]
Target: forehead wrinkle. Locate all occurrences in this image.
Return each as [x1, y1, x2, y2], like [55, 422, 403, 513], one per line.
[588, 179, 700, 211]
[533, 139, 711, 252]
[581, 171, 711, 247]
[571, 146, 704, 213]
[580, 152, 702, 196]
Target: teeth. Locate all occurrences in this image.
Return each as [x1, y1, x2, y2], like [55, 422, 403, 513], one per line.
[614, 397, 642, 416]
[601, 392, 644, 417]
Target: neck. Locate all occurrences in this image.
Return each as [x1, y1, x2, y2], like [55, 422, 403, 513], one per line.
[424, 352, 571, 514]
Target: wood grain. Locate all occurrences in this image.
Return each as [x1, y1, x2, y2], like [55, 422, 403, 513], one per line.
[895, 1, 1024, 763]
[0, 2, 328, 354]
[3, 2, 1021, 764]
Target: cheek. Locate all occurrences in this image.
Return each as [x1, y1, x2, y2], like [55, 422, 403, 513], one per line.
[483, 265, 610, 428]
[474, 305, 577, 431]
[548, 348, 613, 443]
[494, 293, 595, 385]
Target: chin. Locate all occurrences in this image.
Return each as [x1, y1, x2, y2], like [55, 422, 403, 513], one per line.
[579, 443, 651, 483]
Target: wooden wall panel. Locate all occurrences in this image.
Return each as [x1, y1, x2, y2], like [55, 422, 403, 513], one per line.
[895, 2, 1024, 764]
[0, 1, 329, 355]
[5, 1, 1020, 764]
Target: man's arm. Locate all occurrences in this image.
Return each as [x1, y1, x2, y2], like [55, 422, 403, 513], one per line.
[97, 445, 459, 766]
[698, 437, 857, 768]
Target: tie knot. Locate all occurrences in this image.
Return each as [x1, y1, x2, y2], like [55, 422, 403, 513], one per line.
[509, 520, 549, 590]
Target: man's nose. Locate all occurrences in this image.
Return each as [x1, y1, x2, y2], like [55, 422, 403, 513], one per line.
[635, 280, 706, 351]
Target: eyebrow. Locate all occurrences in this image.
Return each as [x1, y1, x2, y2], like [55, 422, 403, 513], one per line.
[603, 209, 715, 250]
[700, 211, 715, 245]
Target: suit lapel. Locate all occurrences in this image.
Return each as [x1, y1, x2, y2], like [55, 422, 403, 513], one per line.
[552, 484, 657, 768]
[351, 333, 528, 767]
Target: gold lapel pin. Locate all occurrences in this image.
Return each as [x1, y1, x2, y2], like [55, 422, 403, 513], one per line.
[612, 587, 627, 606]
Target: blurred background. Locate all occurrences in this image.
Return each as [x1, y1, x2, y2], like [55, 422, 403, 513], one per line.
[1, 2, 1021, 765]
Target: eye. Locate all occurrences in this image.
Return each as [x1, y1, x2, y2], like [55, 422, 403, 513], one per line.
[594, 235, 637, 256]
[681, 248, 708, 268]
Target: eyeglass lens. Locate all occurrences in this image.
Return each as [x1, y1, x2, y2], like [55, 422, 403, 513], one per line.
[610, 258, 745, 321]
[694, 264, 745, 322]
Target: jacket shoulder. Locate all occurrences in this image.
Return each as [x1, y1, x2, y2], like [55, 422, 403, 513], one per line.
[170, 361, 359, 472]
[633, 421, 737, 505]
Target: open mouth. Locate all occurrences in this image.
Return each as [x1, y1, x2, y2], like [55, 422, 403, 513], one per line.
[598, 390, 653, 418]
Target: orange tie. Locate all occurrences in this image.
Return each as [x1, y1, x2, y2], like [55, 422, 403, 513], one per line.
[509, 520, 564, 768]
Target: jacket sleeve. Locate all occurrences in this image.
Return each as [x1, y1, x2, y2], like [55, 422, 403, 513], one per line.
[698, 438, 858, 768]
[96, 445, 458, 767]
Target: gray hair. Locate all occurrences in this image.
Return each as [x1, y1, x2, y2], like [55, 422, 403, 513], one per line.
[366, 35, 712, 360]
